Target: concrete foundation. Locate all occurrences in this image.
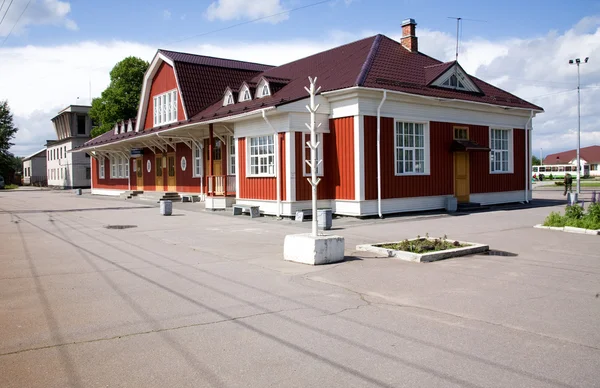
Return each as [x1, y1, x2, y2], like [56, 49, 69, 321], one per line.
[283, 233, 345, 265]
[205, 196, 236, 210]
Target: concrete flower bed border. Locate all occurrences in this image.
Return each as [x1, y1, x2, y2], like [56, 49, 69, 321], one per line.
[534, 224, 600, 235]
[356, 238, 489, 263]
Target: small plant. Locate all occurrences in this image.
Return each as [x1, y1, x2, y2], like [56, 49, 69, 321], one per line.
[379, 237, 468, 253]
[565, 204, 584, 220]
[543, 203, 600, 230]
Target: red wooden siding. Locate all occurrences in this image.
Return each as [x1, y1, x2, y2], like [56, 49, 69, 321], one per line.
[144, 63, 186, 130]
[238, 134, 286, 200]
[142, 149, 155, 189]
[470, 128, 525, 193]
[364, 117, 454, 200]
[296, 117, 355, 201]
[176, 142, 202, 193]
[92, 157, 128, 190]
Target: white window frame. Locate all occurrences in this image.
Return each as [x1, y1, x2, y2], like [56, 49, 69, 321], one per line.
[117, 156, 123, 178]
[99, 158, 105, 179]
[153, 89, 178, 127]
[111, 156, 117, 178]
[257, 79, 270, 98]
[229, 136, 236, 175]
[124, 157, 129, 178]
[303, 132, 324, 177]
[239, 85, 252, 102]
[394, 120, 430, 176]
[489, 128, 513, 174]
[223, 90, 234, 106]
[247, 135, 275, 177]
[192, 143, 203, 178]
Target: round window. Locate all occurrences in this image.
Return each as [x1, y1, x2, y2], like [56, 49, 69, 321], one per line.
[181, 156, 187, 171]
[146, 159, 151, 173]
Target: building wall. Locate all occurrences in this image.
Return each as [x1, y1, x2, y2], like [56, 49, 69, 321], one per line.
[238, 134, 286, 200]
[144, 63, 186, 130]
[470, 127, 526, 193]
[176, 142, 202, 193]
[295, 116, 356, 201]
[92, 157, 128, 190]
[364, 117, 454, 200]
[363, 117, 525, 201]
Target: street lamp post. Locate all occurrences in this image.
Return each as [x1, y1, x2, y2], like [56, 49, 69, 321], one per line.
[568, 57, 589, 195]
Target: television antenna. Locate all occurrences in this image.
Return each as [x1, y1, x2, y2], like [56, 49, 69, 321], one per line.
[447, 17, 486, 61]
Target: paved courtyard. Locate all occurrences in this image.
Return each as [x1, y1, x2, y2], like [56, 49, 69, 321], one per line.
[1, 189, 599, 388]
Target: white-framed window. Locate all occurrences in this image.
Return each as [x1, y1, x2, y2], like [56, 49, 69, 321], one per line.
[229, 136, 236, 175]
[124, 158, 129, 178]
[248, 135, 275, 176]
[111, 156, 117, 178]
[257, 79, 270, 98]
[490, 128, 513, 173]
[117, 156, 123, 178]
[193, 143, 203, 177]
[110, 156, 129, 179]
[239, 85, 252, 102]
[223, 90, 234, 106]
[153, 89, 178, 126]
[99, 158, 105, 179]
[303, 133, 324, 176]
[394, 121, 429, 175]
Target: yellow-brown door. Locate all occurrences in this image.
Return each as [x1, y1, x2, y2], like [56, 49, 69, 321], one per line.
[454, 152, 470, 203]
[205, 139, 223, 176]
[167, 153, 176, 191]
[136, 158, 143, 190]
[155, 156, 164, 191]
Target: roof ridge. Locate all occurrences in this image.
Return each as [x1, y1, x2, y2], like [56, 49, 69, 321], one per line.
[424, 60, 455, 69]
[158, 49, 274, 69]
[355, 34, 383, 86]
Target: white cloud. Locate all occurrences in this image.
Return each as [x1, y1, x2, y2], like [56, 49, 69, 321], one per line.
[0, 0, 77, 38]
[204, 0, 288, 24]
[163, 9, 171, 20]
[3, 17, 600, 158]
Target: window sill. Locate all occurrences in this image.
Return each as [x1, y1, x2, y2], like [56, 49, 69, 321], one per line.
[394, 173, 430, 177]
[247, 174, 276, 178]
[489, 171, 513, 175]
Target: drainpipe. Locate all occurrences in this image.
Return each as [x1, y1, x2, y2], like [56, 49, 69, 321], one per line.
[262, 109, 281, 218]
[525, 110, 534, 203]
[376, 90, 387, 218]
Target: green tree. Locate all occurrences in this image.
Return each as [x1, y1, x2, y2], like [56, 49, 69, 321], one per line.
[0, 100, 19, 183]
[90, 56, 149, 138]
[532, 155, 541, 166]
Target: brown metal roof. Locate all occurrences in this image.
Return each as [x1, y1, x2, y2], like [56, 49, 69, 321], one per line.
[78, 34, 543, 151]
[543, 145, 600, 164]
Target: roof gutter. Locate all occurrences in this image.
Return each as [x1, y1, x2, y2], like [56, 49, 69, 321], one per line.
[73, 107, 276, 153]
[376, 90, 387, 219]
[322, 86, 544, 114]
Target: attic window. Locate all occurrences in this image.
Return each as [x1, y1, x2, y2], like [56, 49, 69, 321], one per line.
[257, 80, 270, 98]
[223, 90, 234, 106]
[442, 74, 466, 90]
[239, 85, 252, 102]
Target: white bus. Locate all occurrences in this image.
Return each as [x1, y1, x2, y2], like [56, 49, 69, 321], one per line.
[532, 164, 590, 181]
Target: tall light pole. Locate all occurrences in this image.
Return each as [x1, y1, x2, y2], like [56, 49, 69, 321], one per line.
[569, 57, 589, 195]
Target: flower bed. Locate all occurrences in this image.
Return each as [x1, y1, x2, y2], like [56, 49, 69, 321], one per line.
[356, 236, 488, 263]
[543, 203, 600, 230]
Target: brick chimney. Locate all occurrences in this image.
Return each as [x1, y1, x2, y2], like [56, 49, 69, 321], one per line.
[401, 18, 418, 53]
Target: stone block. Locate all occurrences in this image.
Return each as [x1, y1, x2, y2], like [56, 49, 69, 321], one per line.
[283, 233, 345, 265]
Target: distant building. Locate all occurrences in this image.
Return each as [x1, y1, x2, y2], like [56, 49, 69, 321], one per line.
[543, 145, 600, 177]
[46, 105, 93, 188]
[22, 148, 47, 186]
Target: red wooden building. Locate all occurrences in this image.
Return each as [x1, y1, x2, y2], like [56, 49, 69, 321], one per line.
[74, 19, 543, 216]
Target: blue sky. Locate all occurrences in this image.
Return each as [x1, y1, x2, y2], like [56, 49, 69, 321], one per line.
[1, 0, 599, 157]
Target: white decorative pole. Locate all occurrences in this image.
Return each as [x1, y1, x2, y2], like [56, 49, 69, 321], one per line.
[304, 77, 322, 237]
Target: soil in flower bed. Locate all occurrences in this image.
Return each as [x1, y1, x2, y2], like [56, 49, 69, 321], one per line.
[377, 238, 469, 254]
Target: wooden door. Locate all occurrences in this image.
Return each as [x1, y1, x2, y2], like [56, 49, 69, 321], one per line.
[136, 159, 143, 190]
[454, 152, 470, 203]
[155, 156, 164, 191]
[206, 139, 223, 176]
[167, 153, 176, 191]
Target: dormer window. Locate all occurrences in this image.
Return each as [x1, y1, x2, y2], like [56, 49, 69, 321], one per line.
[153, 89, 178, 126]
[257, 79, 271, 98]
[239, 85, 252, 102]
[223, 90, 235, 106]
[430, 63, 481, 93]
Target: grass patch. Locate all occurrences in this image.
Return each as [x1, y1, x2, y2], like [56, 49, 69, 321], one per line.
[543, 203, 600, 230]
[554, 181, 600, 187]
[378, 237, 468, 254]
[2, 184, 18, 190]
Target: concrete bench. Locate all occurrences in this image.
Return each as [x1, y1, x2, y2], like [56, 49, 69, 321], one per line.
[232, 204, 260, 218]
[181, 194, 200, 203]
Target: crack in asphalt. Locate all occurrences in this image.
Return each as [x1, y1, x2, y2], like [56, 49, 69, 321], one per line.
[0, 307, 306, 357]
